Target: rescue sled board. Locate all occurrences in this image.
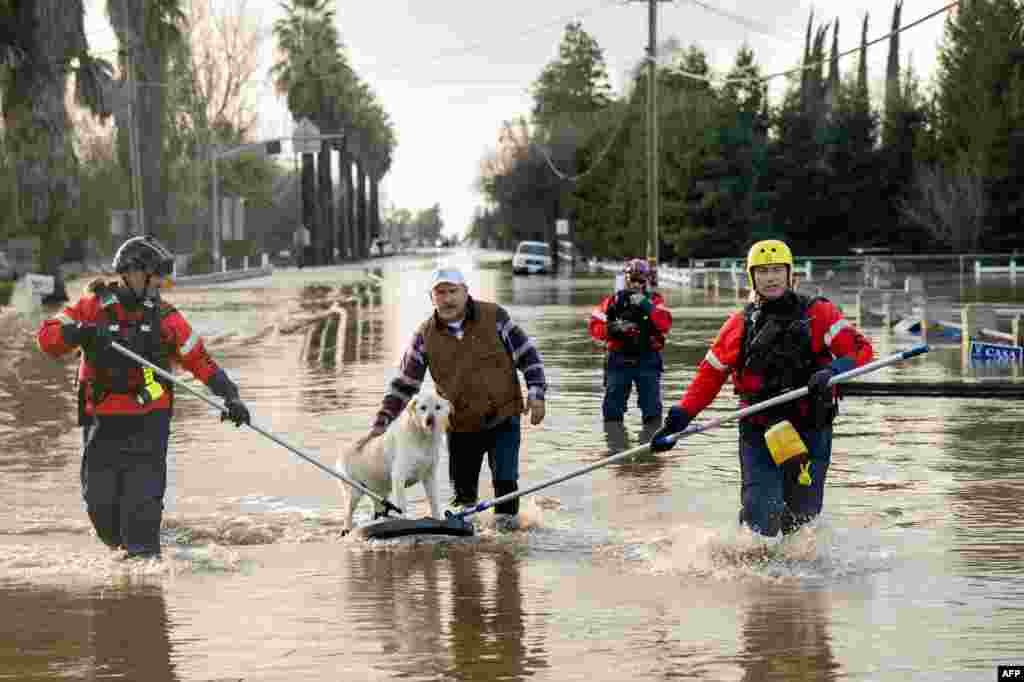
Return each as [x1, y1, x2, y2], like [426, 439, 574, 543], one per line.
[354, 516, 476, 540]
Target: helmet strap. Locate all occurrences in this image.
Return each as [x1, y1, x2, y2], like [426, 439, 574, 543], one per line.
[120, 272, 159, 307]
[751, 266, 792, 301]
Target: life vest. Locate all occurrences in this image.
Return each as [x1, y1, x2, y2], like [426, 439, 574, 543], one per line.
[736, 292, 833, 426]
[606, 291, 664, 355]
[78, 284, 174, 420]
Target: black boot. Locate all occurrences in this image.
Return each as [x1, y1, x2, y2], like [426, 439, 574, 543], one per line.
[87, 504, 124, 550]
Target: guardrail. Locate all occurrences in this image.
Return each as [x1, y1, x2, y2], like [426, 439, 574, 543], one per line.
[173, 252, 273, 287]
[975, 259, 1020, 284]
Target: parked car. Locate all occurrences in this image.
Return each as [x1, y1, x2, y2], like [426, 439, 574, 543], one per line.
[370, 238, 395, 257]
[512, 240, 553, 275]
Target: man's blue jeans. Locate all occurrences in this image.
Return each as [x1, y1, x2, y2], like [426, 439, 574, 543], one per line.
[738, 421, 833, 537]
[448, 416, 521, 515]
[603, 351, 663, 423]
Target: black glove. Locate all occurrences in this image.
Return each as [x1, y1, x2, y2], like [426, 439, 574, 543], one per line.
[650, 405, 692, 453]
[221, 397, 251, 428]
[207, 369, 250, 427]
[807, 367, 835, 398]
[62, 322, 112, 355]
[608, 319, 638, 338]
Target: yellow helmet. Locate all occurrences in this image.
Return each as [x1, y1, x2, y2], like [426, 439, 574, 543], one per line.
[747, 239, 793, 285]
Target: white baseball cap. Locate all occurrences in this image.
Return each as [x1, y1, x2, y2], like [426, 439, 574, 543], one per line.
[430, 267, 466, 289]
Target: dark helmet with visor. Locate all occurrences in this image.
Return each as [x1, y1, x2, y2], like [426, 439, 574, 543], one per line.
[112, 235, 174, 278]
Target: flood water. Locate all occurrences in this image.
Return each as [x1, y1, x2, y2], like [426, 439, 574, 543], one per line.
[2, 248, 1023, 681]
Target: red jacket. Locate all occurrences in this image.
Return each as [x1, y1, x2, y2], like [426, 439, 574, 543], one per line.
[589, 290, 672, 353]
[677, 297, 873, 422]
[37, 289, 222, 417]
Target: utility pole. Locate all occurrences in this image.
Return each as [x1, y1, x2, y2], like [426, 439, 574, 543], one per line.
[630, 0, 669, 267]
[646, 0, 659, 267]
[126, 44, 146, 235]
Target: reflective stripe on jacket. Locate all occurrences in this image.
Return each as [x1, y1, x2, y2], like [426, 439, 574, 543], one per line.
[679, 297, 873, 422]
[37, 291, 221, 417]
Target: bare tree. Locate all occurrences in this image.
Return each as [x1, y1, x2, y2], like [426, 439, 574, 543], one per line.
[180, 0, 266, 139]
[901, 160, 987, 251]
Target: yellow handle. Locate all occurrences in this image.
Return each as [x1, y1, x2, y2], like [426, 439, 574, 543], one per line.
[798, 461, 812, 486]
[140, 367, 165, 401]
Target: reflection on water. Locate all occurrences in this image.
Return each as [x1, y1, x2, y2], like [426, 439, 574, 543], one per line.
[3, 251, 1024, 680]
[346, 545, 548, 680]
[0, 583, 176, 681]
[738, 587, 838, 682]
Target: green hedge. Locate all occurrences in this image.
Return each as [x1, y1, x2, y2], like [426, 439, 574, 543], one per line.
[221, 239, 256, 259]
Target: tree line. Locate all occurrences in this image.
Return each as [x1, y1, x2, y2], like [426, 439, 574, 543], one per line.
[472, 0, 1024, 263]
[0, 0, 399, 275]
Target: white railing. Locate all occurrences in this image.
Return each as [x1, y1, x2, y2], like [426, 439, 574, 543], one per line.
[586, 257, 812, 291]
[172, 252, 273, 286]
[975, 259, 1019, 284]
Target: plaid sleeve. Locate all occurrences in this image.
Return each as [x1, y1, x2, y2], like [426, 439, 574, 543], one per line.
[374, 331, 427, 428]
[495, 306, 547, 401]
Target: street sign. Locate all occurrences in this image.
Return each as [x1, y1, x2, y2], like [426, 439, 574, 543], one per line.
[969, 339, 1024, 364]
[556, 219, 569, 236]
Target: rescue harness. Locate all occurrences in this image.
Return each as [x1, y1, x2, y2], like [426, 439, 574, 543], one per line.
[77, 284, 174, 424]
[736, 291, 834, 427]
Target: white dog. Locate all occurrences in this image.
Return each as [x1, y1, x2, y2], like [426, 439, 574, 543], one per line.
[337, 391, 451, 532]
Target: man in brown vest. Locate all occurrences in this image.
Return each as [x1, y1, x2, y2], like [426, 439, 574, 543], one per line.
[365, 267, 547, 529]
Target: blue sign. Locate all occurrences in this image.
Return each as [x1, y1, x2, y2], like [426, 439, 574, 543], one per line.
[969, 340, 1024, 364]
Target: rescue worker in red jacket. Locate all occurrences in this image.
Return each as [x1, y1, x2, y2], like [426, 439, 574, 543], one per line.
[36, 235, 250, 559]
[651, 240, 873, 537]
[589, 258, 673, 425]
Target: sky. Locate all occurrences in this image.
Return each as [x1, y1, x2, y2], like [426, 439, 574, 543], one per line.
[85, 0, 956, 239]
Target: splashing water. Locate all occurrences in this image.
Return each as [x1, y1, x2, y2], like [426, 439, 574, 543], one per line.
[614, 518, 894, 583]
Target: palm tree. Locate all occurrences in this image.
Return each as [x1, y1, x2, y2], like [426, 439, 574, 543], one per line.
[0, 0, 113, 278]
[273, 0, 366, 264]
[363, 102, 396, 247]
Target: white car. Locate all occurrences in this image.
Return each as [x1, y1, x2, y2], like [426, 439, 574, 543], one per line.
[512, 240, 552, 275]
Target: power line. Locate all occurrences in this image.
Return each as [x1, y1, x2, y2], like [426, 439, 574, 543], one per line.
[536, 0, 959, 182]
[664, 0, 960, 86]
[669, 0, 805, 44]
[256, 0, 622, 90]
[539, 97, 636, 182]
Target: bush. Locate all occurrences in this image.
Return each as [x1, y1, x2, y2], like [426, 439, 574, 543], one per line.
[0, 281, 11, 307]
[188, 249, 216, 275]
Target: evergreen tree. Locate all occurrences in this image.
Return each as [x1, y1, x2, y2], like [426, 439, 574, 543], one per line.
[931, 0, 1024, 246]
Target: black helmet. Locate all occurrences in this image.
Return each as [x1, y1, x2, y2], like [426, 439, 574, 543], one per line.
[112, 235, 174, 277]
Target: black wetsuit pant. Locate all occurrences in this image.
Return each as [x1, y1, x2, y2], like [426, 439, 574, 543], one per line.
[80, 410, 171, 556]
